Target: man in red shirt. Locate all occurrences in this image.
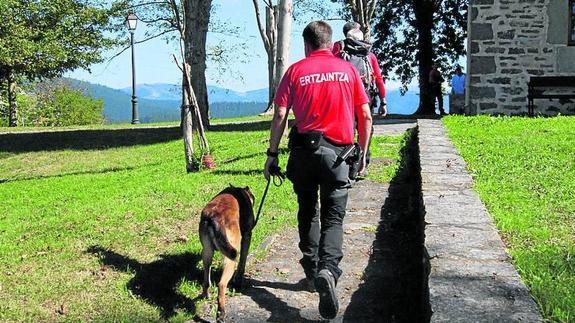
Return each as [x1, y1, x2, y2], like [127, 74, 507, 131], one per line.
[264, 21, 372, 320]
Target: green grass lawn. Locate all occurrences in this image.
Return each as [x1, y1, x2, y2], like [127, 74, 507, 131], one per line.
[443, 115, 575, 322]
[0, 122, 401, 321]
[368, 132, 411, 184]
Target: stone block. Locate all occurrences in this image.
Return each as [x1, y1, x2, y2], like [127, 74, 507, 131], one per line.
[527, 69, 545, 75]
[471, 23, 494, 40]
[471, 56, 496, 74]
[508, 48, 525, 54]
[471, 7, 479, 21]
[480, 102, 498, 110]
[491, 77, 512, 84]
[501, 68, 522, 74]
[470, 42, 480, 54]
[547, 0, 569, 44]
[497, 29, 516, 39]
[470, 86, 496, 98]
[485, 47, 505, 54]
[557, 47, 575, 73]
[510, 20, 529, 27]
[502, 87, 523, 95]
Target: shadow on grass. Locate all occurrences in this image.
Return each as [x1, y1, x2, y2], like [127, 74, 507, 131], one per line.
[0, 127, 181, 153]
[344, 128, 431, 322]
[209, 120, 272, 132]
[219, 148, 289, 166]
[87, 246, 205, 319]
[212, 169, 261, 176]
[0, 163, 162, 184]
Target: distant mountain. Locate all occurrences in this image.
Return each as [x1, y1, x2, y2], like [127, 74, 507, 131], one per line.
[120, 84, 269, 103]
[66, 78, 180, 123]
[121, 83, 441, 114]
[66, 79, 267, 123]
[66, 78, 447, 123]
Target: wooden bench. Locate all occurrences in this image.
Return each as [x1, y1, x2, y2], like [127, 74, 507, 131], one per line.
[528, 76, 575, 116]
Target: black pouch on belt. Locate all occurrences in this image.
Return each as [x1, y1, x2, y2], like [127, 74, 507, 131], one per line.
[346, 143, 362, 180]
[288, 127, 322, 150]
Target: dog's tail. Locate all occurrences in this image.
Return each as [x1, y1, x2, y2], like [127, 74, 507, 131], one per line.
[200, 217, 238, 260]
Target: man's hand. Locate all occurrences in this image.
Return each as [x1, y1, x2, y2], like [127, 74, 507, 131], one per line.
[264, 156, 279, 180]
[357, 155, 367, 177]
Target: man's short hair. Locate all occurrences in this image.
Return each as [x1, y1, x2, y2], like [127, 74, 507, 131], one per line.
[343, 21, 361, 36]
[302, 21, 332, 50]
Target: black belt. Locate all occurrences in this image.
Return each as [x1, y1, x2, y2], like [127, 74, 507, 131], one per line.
[288, 127, 348, 151]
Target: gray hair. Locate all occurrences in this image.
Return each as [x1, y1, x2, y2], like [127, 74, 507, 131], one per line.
[346, 28, 364, 41]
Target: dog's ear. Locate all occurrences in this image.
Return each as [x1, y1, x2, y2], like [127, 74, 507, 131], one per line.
[229, 183, 235, 188]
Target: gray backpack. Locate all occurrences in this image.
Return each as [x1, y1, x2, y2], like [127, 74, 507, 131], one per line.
[339, 38, 375, 95]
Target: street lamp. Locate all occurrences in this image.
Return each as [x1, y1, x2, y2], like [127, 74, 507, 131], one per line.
[125, 13, 139, 124]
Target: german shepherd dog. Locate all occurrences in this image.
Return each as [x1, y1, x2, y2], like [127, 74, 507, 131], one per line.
[199, 185, 255, 322]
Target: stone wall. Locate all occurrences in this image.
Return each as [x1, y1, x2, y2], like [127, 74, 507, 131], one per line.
[467, 0, 575, 115]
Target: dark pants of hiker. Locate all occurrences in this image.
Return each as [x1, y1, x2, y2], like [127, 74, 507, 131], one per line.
[286, 141, 351, 283]
[431, 85, 444, 114]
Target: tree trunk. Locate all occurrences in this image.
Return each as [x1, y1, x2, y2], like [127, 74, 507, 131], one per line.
[263, 5, 278, 113]
[181, 76, 198, 172]
[7, 69, 17, 127]
[413, 0, 435, 115]
[348, 0, 377, 41]
[185, 0, 212, 128]
[274, 0, 292, 90]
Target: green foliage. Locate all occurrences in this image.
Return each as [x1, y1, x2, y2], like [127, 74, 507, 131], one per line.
[15, 80, 103, 127]
[0, 0, 118, 79]
[0, 123, 402, 320]
[371, 0, 467, 92]
[444, 115, 575, 322]
[0, 0, 120, 125]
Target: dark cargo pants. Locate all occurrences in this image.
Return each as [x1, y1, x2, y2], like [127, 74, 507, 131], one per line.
[286, 143, 352, 282]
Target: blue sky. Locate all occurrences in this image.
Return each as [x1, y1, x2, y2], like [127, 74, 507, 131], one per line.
[66, 1, 413, 93]
[66, 0, 351, 92]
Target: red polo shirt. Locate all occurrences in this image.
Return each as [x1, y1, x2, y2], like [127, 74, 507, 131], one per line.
[274, 49, 369, 145]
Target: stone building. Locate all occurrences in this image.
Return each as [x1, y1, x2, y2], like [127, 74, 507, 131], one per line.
[467, 0, 575, 115]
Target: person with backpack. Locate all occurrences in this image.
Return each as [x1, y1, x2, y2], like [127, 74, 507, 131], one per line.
[333, 22, 386, 177]
[332, 22, 387, 117]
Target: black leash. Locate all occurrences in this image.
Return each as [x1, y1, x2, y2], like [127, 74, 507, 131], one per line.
[254, 165, 284, 227]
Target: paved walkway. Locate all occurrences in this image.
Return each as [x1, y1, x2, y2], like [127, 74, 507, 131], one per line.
[196, 119, 542, 322]
[418, 119, 541, 322]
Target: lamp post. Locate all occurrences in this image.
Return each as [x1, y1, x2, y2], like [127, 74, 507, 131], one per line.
[125, 13, 139, 124]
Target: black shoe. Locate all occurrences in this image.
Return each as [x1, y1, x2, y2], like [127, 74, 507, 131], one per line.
[315, 269, 338, 319]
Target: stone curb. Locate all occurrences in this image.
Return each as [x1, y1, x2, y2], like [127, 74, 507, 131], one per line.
[418, 119, 542, 322]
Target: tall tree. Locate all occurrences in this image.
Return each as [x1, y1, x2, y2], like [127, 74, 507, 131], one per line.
[371, 0, 467, 114]
[252, 0, 293, 113]
[337, 0, 377, 40]
[114, 0, 214, 172]
[183, 0, 212, 129]
[0, 0, 117, 127]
